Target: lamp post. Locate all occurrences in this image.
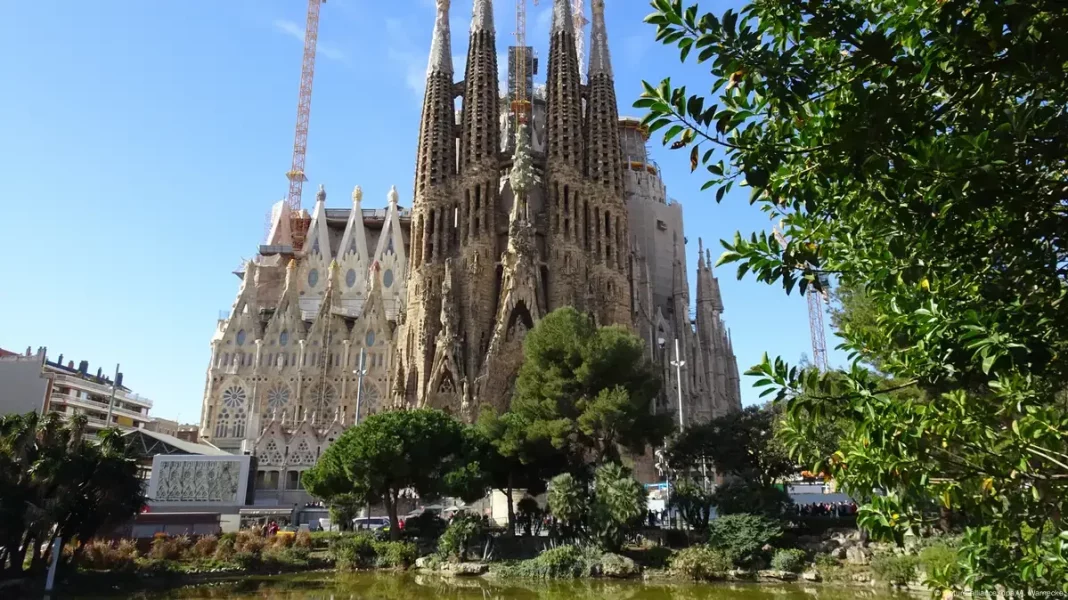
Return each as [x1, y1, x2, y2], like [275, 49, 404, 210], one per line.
[352, 347, 369, 521]
[352, 348, 367, 426]
[670, 338, 686, 430]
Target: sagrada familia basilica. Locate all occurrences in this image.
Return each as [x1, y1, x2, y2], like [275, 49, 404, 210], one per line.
[198, 0, 742, 485]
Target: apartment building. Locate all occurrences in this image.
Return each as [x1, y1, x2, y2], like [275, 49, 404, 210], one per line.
[0, 346, 153, 432]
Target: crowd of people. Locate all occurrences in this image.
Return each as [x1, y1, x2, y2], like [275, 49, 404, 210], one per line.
[794, 501, 857, 517]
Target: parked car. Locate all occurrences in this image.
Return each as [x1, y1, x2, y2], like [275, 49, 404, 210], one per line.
[352, 516, 390, 531]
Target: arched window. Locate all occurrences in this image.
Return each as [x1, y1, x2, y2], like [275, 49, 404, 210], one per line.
[214, 410, 231, 438]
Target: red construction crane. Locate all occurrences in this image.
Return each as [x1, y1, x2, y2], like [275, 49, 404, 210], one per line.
[513, 0, 539, 126]
[285, 0, 325, 213]
[774, 229, 829, 371]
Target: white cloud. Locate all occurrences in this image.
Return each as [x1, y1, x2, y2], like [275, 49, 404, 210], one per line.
[273, 18, 347, 62]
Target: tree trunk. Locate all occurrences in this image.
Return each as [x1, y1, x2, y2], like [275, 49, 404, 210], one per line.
[505, 475, 516, 538]
[385, 491, 401, 541]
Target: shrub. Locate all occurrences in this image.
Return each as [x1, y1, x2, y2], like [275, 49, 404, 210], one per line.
[589, 463, 647, 552]
[149, 536, 182, 560]
[547, 473, 588, 537]
[235, 532, 268, 555]
[627, 545, 674, 569]
[516, 497, 544, 536]
[711, 479, 793, 518]
[294, 530, 312, 549]
[770, 548, 808, 573]
[918, 543, 961, 586]
[271, 533, 294, 548]
[670, 545, 732, 580]
[333, 533, 377, 571]
[499, 544, 603, 579]
[262, 546, 310, 569]
[437, 514, 481, 562]
[191, 535, 218, 559]
[214, 536, 236, 561]
[233, 550, 261, 570]
[372, 540, 417, 568]
[404, 511, 447, 540]
[79, 539, 138, 571]
[669, 478, 714, 531]
[872, 553, 920, 586]
[707, 514, 783, 568]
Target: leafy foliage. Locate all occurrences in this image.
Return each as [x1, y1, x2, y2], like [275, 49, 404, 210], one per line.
[303, 409, 483, 540]
[638, 0, 1068, 590]
[669, 405, 796, 487]
[332, 533, 377, 571]
[707, 514, 783, 568]
[511, 308, 672, 466]
[589, 463, 647, 552]
[711, 478, 793, 519]
[872, 553, 920, 586]
[770, 548, 808, 573]
[437, 514, 482, 562]
[669, 545, 732, 580]
[667, 478, 714, 531]
[497, 543, 603, 579]
[547, 473, 588, 539]
[0, 412, 145, 577]
[516, 497, 545, 537]
[919, 543, 962, 587]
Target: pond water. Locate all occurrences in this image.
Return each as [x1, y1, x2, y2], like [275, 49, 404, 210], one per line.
[68, 572, 913, 600]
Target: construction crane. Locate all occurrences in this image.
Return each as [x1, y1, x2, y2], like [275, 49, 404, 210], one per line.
[572, 0, 588, 82]
[513, 0, 539, 128]
[773, 229, 829, 371]
[283, 0, 326, 252]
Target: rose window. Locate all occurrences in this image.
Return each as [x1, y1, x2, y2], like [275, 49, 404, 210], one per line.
[222, 385, 247, 408]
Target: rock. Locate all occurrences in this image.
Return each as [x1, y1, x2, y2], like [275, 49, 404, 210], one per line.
[727, 569, 756, 580]
[845, 546, 872, 566]
[600, 553, 640, 578]
[851, 571, 873, 584]
[444, 562, 488, 577]
[758, 569, 797, 581]
[831, 547, 847, 560]
[414, 556, 431, 569]
[802, 569, 822, 582]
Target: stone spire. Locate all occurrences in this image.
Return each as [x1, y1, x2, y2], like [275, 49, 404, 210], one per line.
[414, 0, 456, 198]
[585, 0, 623, 193]
[460, 0, 500, 172]
[546, 0, 583, 167]
[588, 0, 612, 77]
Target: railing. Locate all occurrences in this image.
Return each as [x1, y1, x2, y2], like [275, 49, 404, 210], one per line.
[50, 393, 149, 421]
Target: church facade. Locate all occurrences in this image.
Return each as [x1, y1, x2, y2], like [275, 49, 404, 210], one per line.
[197, 0, 741, 491]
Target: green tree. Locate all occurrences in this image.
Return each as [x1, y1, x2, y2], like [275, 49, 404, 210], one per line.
[669, 405, 797, 489]
[511, 307, 672, 467]
[546, 473, 588, 540]
[590, 463, 647, 552]
[0, 412, 144, 578]
[637, 0, 1068, 590]
[303, 409, 484, 540]
[668, 478, 714, 531]
[475, 408, 565, 536]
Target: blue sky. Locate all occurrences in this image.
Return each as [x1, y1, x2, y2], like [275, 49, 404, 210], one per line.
[0, 0, 839, 423]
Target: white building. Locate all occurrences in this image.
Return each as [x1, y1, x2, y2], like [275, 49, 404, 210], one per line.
[0, 346, 154, 432]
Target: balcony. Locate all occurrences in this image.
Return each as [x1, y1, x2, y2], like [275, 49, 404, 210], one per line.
[50, 393, 150, 423]
[51, 373, 153, 408]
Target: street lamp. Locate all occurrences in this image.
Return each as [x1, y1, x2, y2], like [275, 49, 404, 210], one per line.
[669, 339, 686, 430]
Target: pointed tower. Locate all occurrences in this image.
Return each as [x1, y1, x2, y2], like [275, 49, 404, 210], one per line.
[397, 0, 457, 407]
[456, 0, 503, 384]
[478, 124, 546, 413]
[544, 0, 587, 310]
[584, 0, 629, 325]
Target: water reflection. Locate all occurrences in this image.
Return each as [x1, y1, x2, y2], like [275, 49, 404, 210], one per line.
[77, 572, 911, 600]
